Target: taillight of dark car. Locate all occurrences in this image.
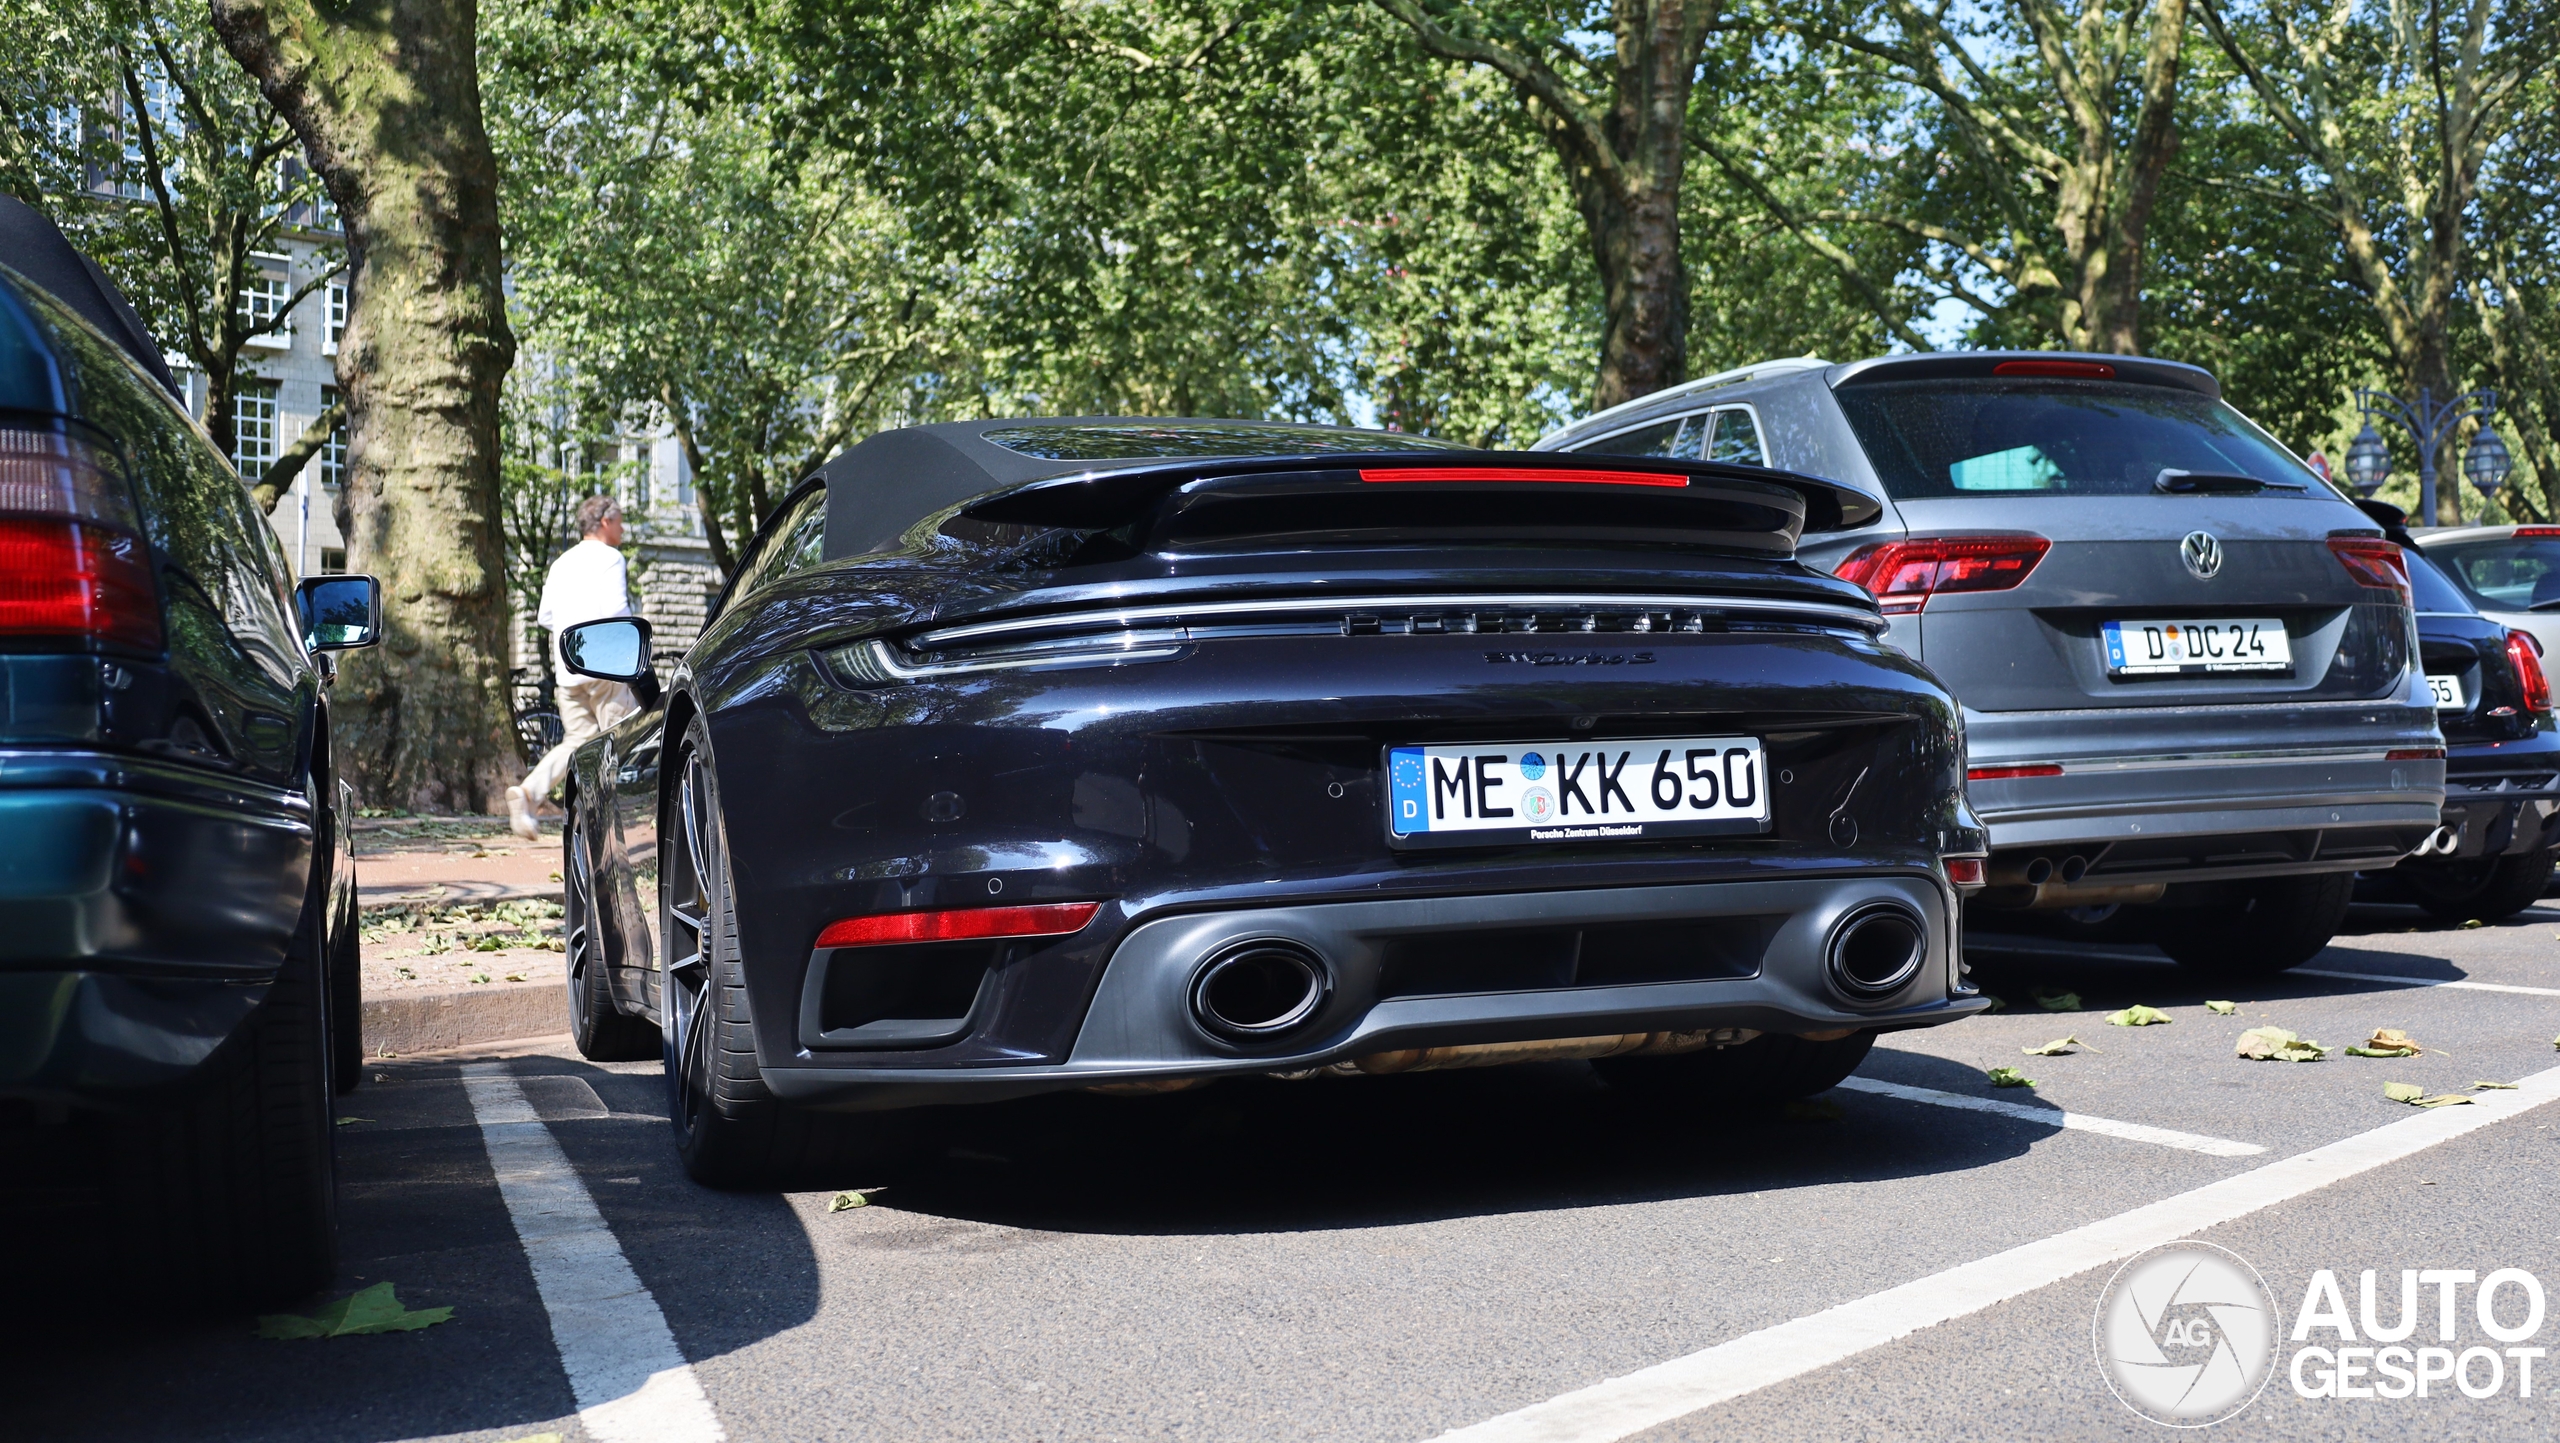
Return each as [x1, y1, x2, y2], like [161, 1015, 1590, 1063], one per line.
[0, 426, 159, 652]
[1833, 535, 2050, 614]
[2508, 629, 2550, 716]
[2327, 537, 2411, 605]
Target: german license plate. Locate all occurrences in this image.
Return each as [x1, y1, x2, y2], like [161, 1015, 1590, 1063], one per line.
[2427, 674, 2466, 709]
[2102, 618, 2291, 676]
[1385, 737, 1769, 848]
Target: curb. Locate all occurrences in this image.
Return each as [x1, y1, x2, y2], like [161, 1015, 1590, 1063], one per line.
[364, 982, 570, 1058]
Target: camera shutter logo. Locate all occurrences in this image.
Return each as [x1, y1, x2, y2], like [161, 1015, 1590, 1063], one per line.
[2093, 1242, 2279, 1426]
[2181, 531, 2224, 580]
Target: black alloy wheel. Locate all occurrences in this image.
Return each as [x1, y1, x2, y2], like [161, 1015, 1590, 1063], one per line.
[2152, 872, 2355, 977]
[2401, 847, 2558, 924]
[659, 717, 873, 1186]
[566, 795, 659, 1062]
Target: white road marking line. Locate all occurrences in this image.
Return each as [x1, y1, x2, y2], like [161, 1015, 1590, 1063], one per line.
[1425, 1063, 2560, 1443]
[2294, 967, 2560, 997]
[1833, 1076, 2265, 1157]
[463, 1064, 726, 1443]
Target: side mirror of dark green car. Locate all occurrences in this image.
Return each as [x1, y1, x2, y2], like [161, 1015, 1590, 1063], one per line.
[295, 574, 381, 650]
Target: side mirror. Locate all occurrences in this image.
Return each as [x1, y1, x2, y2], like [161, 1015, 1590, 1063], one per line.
[559, 615, 655, 683]
[295, 574, 381, 650]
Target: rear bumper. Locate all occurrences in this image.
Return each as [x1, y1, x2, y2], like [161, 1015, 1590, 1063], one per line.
[2425, 743, 2560, 860]
[763, 872, 1983, 1110]
[1962, 698, 2444, 882]
[0, 750, 311, 1098]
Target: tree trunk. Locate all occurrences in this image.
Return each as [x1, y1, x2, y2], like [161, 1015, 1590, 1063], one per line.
[2088, 0, 2187, 353]
[208, 0, 517, 812]
[1376, 0, 1714, 410]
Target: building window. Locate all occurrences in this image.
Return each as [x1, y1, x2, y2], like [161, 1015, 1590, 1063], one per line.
[323, 282, 347, 354]
[231, 381, 279, 475]
[320, 548, 345, 574]
[318, 385, 347, 489]
[238, 267, 291, 346]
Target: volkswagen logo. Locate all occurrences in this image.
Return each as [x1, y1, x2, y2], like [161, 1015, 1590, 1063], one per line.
[2092, 1241, 2279, 1426]
[2180, 531, 2224, 580]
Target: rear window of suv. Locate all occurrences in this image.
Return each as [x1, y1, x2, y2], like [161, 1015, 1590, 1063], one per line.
[1834, 379, 2326, 500]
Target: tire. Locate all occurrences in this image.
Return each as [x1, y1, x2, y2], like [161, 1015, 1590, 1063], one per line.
[662, 718, 874, 1186]
[329, 870, 362, 1094]
[566, 796, 659, 1062]
[1594, 1030, 1877, 1106]
[106, 844, 340, 1307]
[2402, 848, 2557, 924]
[2153, 872, 2354, 978]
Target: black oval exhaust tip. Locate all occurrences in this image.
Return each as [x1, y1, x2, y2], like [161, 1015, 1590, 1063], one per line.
[1827, 903, 1926, 1001]
[1191, 940, 1329, 1039]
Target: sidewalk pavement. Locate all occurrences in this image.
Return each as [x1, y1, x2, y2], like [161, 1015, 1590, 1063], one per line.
[354, 816, 583, 1058]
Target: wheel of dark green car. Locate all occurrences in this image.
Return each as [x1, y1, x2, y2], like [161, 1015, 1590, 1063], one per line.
[661, 717, 873, 1187]
[106, 842, 340, 1307]
[566, 794, 660, 1062]
[2403, 847, 2557, 924]
[1594, 1030, 1876, 1106]
[2153, 872, 2354, 977]
[329, 863, 362, 1095]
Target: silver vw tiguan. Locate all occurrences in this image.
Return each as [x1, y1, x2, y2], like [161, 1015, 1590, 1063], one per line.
[1538, 352, 2444, 977]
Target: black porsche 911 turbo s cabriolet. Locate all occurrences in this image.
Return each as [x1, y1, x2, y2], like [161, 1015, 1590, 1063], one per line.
[551, 418, 1993, 1184]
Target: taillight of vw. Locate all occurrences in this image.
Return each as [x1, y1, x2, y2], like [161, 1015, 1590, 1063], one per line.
[2327, 536, 2411, 605]
[1832, 535, 2051, 614]
[2508, 630, 2550, 716]
[0, 426, 159, 652]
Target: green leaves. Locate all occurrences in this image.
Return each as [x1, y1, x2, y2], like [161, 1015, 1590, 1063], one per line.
[827, 1187, 885, 1212]
[255, 1282, 452, 1339]
[2032, 989, 2081, 1012]
[2206, 1000, 2238, 1015]
[2106, 1005, 2171, 1027]
[2236, 1027, 2329, 1062]
[2022, 1036, 2088, 1056]
[2383, 1082, 2473, 1108]
[1986, 1066, 2035, 1088]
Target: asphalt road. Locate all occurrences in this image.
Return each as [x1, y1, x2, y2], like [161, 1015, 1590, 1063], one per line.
[9, 897, 2560, 1443]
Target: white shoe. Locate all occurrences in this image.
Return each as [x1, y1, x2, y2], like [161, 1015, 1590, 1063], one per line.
[506, 785, 540, 840]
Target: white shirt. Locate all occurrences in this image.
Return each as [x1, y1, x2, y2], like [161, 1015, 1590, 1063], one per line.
[538, 537, 633, 681]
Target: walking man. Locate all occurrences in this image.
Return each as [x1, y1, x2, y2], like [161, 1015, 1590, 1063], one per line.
[508, 495, 637, 840]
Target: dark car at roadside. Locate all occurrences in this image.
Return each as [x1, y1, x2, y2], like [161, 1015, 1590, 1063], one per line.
[2359, 502, 2558, 920]
[550, 418, 1993, 1185]
[0, 203, 378, 1307]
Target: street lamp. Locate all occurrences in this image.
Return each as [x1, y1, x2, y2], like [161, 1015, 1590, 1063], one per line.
[2352, 386, 2499, 526]
[2464, 424, 2513, 514]
[2343, 423, 2392, 498]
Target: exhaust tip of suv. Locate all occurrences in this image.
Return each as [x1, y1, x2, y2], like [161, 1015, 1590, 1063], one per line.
[1827, 903, 1926, 1001]
[1191, 940, 1330, 1040]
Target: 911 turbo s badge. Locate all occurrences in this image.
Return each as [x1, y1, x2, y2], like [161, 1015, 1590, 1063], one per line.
[2181, 530, 2224, 579]
[1482, 650, 1658, 665]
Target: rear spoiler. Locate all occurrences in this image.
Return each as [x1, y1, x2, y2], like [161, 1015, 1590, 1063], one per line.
[1828, 352, 2219, 399]
[960, 452, 1883, 555]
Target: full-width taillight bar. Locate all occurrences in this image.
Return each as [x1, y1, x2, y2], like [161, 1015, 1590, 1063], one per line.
[1833, 534, 2051, 614]
[1357, 466, 1689, 488]
[814, 901, 1101, 950]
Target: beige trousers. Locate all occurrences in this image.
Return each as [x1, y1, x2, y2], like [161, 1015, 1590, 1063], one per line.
[523, 675, 638, 802]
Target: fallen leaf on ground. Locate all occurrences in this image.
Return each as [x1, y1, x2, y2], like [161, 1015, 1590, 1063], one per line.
[1986, 1066, 2035, 1087]
[503, 974, 526, 983]
[827, 1187, 886, 1212]
[2460, 918, 2485, 929]
[2206, 1000, 2238, 1015]
[2345, 1027, 2422, 1058]
[2472, 1080, 2520, 1090]
[2022, 1036, 2089, 1056]
[2032, 989, 2081, 1012]
[2416, 1094, 2474, 1108]
[2384, 1082, 2425, 1103]
[334, 1117, 368, 1126]
[2107, 1005, 2172, 1027]
[1781, 1098, 1843, 1122]
[255, 1282, 452, 1339]
[2237, 1027, 2329, 1062]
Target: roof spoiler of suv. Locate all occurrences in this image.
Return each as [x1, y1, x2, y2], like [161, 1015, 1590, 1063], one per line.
[1827, 352, 2219, 398]
[961, 452, 1885, 553]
